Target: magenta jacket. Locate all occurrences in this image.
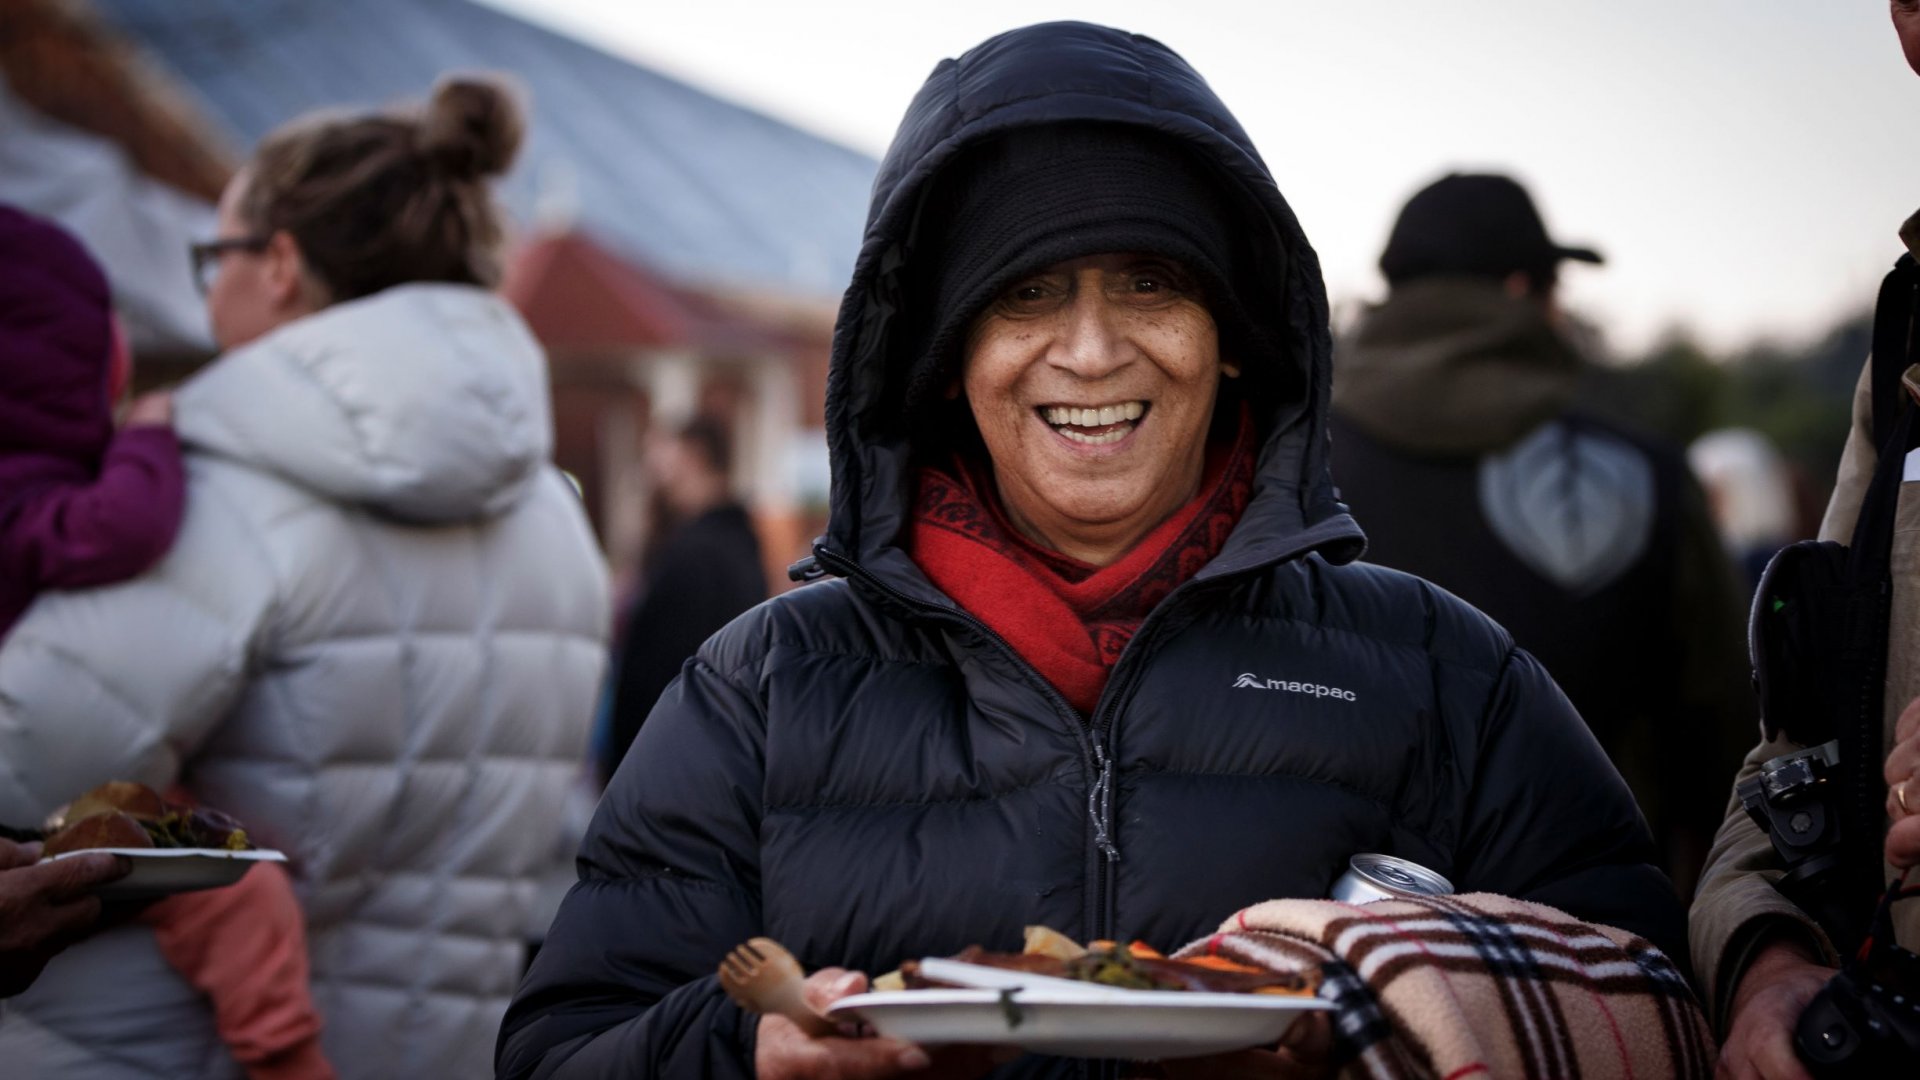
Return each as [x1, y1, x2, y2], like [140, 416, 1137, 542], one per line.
[0, 205, 184, 636]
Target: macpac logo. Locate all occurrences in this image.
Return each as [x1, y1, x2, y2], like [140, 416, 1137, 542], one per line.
[1232, 672, 1357, 702]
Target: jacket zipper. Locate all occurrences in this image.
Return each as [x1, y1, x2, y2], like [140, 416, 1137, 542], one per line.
[1078, 580, 1217, 942]
[810, 546, 1238, 929]
[808, 545, 1121, 864]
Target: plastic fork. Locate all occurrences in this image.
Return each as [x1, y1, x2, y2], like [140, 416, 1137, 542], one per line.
[716, 937, 839, 1037]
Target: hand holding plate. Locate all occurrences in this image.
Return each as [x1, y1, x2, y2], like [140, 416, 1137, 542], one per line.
[0, 837, 129, 997]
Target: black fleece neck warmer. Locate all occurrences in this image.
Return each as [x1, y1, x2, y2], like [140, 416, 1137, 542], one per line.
[899, 124, 1259, 426]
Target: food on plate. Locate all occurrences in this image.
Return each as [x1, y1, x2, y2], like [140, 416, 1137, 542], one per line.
[65, 779, 170, 822]
[878, 926, 1318, 997]
[39, 781, 253, 856]
[1022, 924, 1088, 961]
[39, 810, 153, 854]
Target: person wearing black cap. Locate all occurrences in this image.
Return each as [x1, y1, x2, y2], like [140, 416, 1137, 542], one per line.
[501, 27, 1686, 1080]
[1374, 172, 1604, 292]
[1329, 171, 1754, 900]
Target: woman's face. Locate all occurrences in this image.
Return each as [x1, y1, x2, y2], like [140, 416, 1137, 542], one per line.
[961, 252, 1223, 565]
[205, 172, 314, 350]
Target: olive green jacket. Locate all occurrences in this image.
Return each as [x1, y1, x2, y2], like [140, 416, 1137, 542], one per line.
[1688, 212, 1920, 1031]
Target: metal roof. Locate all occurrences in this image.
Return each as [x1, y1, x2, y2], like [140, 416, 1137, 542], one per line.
[88, 0, 877, 299]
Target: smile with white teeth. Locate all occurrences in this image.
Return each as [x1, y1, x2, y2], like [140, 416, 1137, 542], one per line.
[1039, 401, 1148, 445]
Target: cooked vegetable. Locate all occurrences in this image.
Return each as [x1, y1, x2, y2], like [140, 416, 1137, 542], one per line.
[1021, 924, 1088, 961]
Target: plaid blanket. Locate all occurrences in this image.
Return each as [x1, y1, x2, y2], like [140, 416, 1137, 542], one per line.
[1173, 892, 1714, 1079]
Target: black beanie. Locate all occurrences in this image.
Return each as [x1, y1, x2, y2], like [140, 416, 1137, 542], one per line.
[899, 124, 1263, 425]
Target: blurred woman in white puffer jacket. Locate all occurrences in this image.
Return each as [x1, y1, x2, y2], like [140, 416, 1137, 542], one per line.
[0, 75, 608, 1079]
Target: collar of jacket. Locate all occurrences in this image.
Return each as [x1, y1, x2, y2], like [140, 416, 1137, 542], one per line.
[1333, 277, 1584, 458]
[816, 22, 1365, 610]
[1897, 209, 1920, 409]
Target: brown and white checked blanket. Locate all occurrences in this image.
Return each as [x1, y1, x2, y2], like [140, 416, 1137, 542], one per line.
[1172, 892, 1714, 1079]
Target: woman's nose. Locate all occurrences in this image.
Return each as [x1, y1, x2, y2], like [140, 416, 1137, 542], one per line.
[1049, 288, 1132, 379]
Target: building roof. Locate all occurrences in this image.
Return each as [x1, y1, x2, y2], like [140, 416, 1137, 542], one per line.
[87, 0, 878, 300]
[502, 229, 800, 357]
[2, 0, 235, 202]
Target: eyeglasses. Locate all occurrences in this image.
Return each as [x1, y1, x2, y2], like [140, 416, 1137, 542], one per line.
[188, 235, 270, 295]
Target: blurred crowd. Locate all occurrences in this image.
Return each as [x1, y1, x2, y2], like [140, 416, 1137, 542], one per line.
[1, 7, 1918, 1080]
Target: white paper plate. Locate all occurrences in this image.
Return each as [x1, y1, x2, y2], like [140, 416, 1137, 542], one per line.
[827, 988, 1333, 1060]
[42, 848, 288, 900]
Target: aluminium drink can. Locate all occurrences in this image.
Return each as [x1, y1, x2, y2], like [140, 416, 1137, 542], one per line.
[1329, 854, 1454, 904]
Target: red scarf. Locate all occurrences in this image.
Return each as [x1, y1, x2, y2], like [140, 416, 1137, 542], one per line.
[908, 413, 1256, 714]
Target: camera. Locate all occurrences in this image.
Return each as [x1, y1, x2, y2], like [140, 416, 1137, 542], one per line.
[1738, 742, 1920, 1073]
[1791, 880, 1920, 1077]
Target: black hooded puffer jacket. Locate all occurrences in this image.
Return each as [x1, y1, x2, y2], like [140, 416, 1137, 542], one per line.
[498, 22, 1685, 1079]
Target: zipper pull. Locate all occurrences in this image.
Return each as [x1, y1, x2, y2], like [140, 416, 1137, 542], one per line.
[1087, 745, 1120, 862]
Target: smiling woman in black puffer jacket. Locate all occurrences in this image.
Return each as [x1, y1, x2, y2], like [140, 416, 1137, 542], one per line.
[498, 21, 1686, 1080]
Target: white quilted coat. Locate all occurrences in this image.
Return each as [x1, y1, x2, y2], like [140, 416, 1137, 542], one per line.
[0, 285, 609, 1079]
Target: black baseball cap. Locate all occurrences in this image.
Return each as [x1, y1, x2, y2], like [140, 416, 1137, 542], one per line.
[1378, 173, 1602, 287]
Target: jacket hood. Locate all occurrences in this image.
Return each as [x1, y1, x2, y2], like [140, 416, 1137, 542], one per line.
[1334, 277, 1583, 457]
[821, 21, 1363, 595]
[175, 284, 553, 523]
[0, 206, 114, 462]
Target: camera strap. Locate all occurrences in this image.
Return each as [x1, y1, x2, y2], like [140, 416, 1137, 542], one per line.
[1852, 872, 1920, 966]
[1868, 254, 1919, 454]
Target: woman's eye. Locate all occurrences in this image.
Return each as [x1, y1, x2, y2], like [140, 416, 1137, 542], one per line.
[994, 278, 1061, 313]
[1118, 266, 1186, 303]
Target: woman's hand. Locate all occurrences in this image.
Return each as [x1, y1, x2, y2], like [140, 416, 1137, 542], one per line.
[0, 839, 130, 998]
[755, 967, 1006, 1080]
[1159, 1010, 1334, 1079]
[1716, 938, 1833, 1080]
[123, 390, 175, 429]
[1884, 697, 1920, 869]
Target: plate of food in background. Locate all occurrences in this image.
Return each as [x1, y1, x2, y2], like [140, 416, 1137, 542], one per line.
[30, 781, 287, 899]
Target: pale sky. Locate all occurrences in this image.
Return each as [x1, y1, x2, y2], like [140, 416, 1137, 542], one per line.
[483, 0, 1919, 355]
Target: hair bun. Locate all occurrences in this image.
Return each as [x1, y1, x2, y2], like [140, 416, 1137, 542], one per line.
[420, 74, 525, 179]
